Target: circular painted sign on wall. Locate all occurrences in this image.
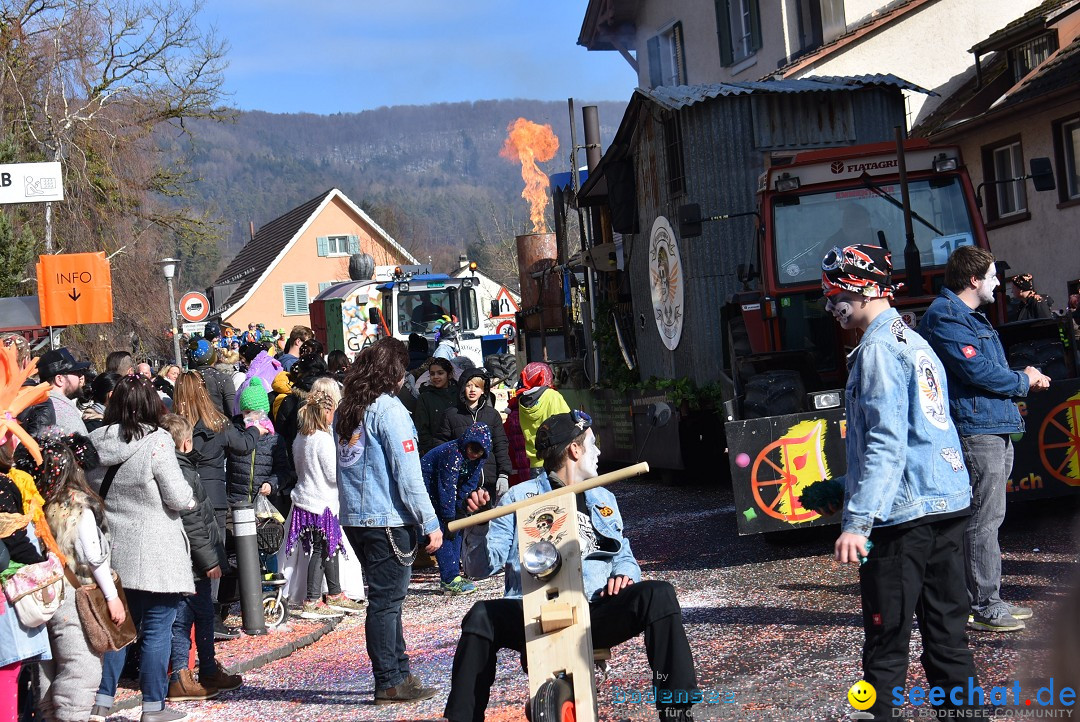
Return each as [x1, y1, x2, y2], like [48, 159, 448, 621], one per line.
[648, 216, 684, 350]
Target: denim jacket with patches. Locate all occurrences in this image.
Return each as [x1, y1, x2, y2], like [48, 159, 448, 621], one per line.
[843, 308, 972, 536]
[917, 288, 1027, 436]
[468, 470, 641, 600]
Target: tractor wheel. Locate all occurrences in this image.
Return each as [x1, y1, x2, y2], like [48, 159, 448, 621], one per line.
[742, 370, 805, 419]
[530, 678, 575, 722]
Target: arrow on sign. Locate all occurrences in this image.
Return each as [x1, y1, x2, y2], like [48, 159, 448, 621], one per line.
[68, 287, 81, 302]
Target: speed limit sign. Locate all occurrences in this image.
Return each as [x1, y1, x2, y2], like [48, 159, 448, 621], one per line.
[180, 291, 210, 322]
[496, 319, 516, 341]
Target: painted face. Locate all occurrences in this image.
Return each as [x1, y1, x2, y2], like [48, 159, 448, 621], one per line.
[464, 380, 484, 404]
[576, 428, 601, 479]
[824, 291, 862, 329]
[428, 366, 449, 389]
[975, 263, 998, 306]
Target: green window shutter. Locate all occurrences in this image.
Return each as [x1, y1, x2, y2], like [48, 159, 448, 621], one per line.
[749, 0, 762, 52]
[316, 236, 329, 257]
[673, 21, 687, 84]
[283, 284, 296, 314]
[647, 36, 662, 87]
[318, 281, 333, 294]
[297, 284, 309, 313]
[348, 235, 360, 254]
[283, 283, 310, 314]
[715, 0, 734, 67]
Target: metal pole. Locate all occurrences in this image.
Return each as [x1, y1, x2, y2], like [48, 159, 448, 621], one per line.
[231, 504, 267, 636]
[581, 105, 603, 384]
[166, 276, 183, 367]
[895, 127, 922, 296]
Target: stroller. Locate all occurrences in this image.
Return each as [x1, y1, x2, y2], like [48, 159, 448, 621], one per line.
[255, 498, 287, 628]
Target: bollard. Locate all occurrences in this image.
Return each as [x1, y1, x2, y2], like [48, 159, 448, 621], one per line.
[231, 504, 266, 636]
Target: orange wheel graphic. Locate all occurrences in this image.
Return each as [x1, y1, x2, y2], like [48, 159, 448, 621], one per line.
[750, 432, 821, 522]
[1038, 397, 1080, 486]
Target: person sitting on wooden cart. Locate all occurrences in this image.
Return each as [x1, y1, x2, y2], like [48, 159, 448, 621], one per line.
[443, 411, 698, 722]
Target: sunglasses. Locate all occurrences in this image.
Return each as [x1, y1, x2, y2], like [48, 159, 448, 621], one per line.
[572, 409, 593, 428]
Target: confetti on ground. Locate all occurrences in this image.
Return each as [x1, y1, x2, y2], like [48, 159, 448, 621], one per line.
[102, 478, 1080, 721]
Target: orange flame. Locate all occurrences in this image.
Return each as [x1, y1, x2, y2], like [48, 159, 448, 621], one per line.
[499, 118, 559, 233]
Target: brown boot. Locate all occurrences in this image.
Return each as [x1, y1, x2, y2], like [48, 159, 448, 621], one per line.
[167, 668, 219, 701]
[374, 674, 437, 705]
[200, 666, 243, 692]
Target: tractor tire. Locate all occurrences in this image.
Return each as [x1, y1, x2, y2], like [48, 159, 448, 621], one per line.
[1008, 338, 1068, 381]
[742, 370, 805, 420]
[484, 353, 518, 384]
[530, 677, 575, 722]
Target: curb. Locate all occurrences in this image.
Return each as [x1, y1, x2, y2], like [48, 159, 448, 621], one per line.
[112, 617, 340, 713]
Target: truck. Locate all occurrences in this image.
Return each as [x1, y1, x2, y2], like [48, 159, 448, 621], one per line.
[309, 260, 510, 367]
[715, 139, 1078, 533]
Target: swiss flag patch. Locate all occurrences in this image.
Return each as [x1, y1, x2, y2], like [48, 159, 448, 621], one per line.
[871, 613, 883, 627]
[402, 439, 416, 453]
[962, 345, 977, 359]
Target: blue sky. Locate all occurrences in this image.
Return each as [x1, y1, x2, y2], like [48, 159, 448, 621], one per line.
[205, 2, 635, 114]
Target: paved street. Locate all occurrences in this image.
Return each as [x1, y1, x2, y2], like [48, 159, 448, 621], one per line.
[106, 476, 1079, 722]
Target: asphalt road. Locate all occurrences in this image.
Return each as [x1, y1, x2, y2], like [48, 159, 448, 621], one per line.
[106, 476, 1080, 722]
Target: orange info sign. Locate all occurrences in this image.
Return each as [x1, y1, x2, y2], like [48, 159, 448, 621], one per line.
[37, 252, 114, 326]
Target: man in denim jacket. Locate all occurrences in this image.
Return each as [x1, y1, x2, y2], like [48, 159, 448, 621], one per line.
[443, 412, 697, 722]
[919, 246, 1049, 632]
[823, 245, 978, 721]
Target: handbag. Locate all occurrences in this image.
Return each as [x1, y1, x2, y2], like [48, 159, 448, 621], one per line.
[62, 565, 137, 654]
[254, 495, 285, 555]
[1, 552, 64, 627]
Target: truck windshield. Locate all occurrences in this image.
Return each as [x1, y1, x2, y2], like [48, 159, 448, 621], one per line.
[772, 176, 975, 286]
[398, 289, 459, 335]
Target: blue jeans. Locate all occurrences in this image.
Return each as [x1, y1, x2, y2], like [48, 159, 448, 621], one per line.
[170, 579, 217, 679]
[97, 590, 180, 711]
[434, 528, 463, 584]
[959, 434, 1012, 615]
[344, 526, 415, 692]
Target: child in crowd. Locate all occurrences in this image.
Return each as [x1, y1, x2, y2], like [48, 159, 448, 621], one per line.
[517, 362, 571, 472]
[161, 414, 242, 701]
[226, 378, 290, 509]
[420, 422, 491, 595]
[19, 435, 113, 722]
[287, 387, 365, 618]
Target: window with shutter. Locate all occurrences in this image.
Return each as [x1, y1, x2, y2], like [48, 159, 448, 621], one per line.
[348, 235, 360, 254]
[283, 283, 309, 315]
[316, 236, 329, 257]
[648, 23, 687, 88]
[716, 0, 760, 67]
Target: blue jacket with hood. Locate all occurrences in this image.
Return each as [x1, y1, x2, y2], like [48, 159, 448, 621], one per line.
[421, 422, 491, 529]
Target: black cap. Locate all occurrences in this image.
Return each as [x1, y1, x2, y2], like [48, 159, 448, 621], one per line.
[239, 342, 264, 364]
[37, 348, 91, 379]
[534, 411, 593, 455]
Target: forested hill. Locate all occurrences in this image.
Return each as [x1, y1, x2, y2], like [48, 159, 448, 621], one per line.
[175, 99, 627, 287]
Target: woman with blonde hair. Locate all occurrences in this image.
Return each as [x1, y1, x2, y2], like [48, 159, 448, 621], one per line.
[153, 364, 181, 400]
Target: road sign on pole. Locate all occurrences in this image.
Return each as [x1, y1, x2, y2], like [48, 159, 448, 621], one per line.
[180, 291, 210, 322]
[0, 162, 64, 204]
[36, 252, 113, 326]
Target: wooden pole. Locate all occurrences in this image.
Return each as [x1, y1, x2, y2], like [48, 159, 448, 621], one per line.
[447, 462, 649, 533]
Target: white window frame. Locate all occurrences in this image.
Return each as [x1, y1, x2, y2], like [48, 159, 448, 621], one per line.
[283, 282, 309, 316]
[326, 235, 350, 256]
[732, 0, 754, 62]
[660, 23, 685, 86]
[1063, 119, 1080, 200]
[992, 142, 1027, 218]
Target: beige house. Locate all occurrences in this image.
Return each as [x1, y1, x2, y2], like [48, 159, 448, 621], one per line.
[579, 0, 1044, 126]
[209, 188, 417, 330]
[918, 0, 1080, 302]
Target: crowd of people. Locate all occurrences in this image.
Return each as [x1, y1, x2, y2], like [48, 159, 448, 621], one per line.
[2, 314, 675, 722]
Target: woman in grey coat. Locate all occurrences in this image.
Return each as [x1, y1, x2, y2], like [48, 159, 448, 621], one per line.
[87, 376, 195, 722]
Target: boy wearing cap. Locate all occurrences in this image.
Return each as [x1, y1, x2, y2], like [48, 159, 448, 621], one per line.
[821, 245, 978, 720]
[444, 411, 697, 722]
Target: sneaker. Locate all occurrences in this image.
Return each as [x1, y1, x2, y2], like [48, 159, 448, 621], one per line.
[440, 575, 477, 596]
[300, 600, 344, 620]
[374, 673, 438, 705]
[324, 592, 367, 614]
[1006, 603, 1033, 620]
[140, 708, 187, 722]
[214, 618, 240, 640]
[968, 610, 1026, 632]
[200, 667, 243, 692]
[167, 669, 219, 702]
[89, 705, 110, 722]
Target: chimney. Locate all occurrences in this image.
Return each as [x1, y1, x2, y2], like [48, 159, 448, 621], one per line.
[458, 254, 469, 269]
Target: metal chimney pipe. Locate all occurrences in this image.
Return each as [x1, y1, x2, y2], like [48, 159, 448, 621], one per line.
[583, 106, 602, 172]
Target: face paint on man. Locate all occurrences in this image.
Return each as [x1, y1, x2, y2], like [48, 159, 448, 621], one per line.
[826, 297, 855, 324]
[576, 429, 601, 478]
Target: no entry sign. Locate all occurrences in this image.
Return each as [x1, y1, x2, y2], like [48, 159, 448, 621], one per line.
[180, 291, 210, 322]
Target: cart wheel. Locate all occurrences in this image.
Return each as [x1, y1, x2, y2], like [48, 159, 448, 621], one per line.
[531, 678, 575, 722]
[263, 593, 286, 627]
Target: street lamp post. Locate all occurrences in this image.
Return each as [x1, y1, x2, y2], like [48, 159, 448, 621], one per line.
[158, 258, 183, 368]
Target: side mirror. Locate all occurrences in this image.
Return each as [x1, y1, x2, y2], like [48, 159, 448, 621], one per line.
[490, 299, 501, 318]
[736, 263, 759, 284]
[1029, 157, 1055, 192]
[677, 203, 703, 239]
[368, 307, 380, 325]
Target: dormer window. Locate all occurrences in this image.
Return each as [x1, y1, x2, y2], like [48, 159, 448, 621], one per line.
[1009, 33, 1057, 83]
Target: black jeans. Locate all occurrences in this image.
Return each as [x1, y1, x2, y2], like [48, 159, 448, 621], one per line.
[443, 580, 697, 722]
[305, 534, 342, 602]
[343, 526, 416, 692]
[860, 515, 978, 721]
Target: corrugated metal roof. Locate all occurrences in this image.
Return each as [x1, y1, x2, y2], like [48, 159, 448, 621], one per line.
[637, 74, 932, 110]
